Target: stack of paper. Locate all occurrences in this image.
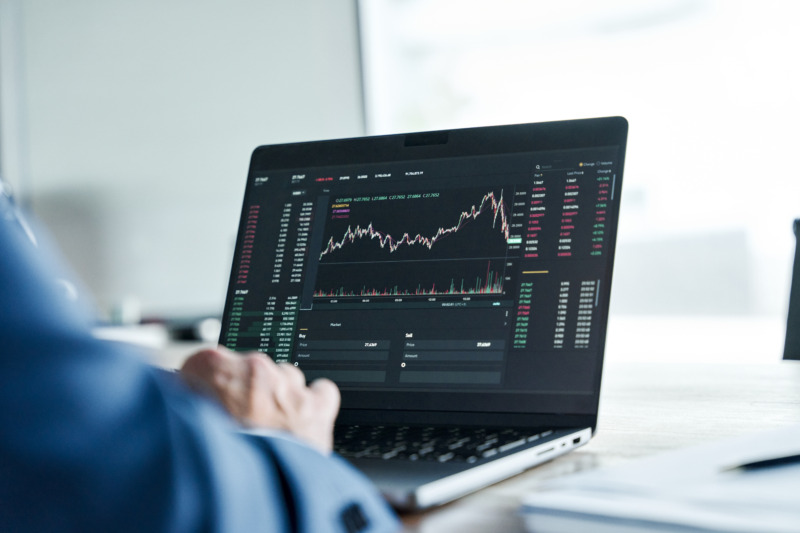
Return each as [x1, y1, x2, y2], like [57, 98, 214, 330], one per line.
[522, 425, 800, 533]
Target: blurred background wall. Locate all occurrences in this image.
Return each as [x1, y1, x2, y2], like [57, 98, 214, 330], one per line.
[2, 0, 798, 360]
[0, 0, 364, 318]
[358, 0, 800, 362]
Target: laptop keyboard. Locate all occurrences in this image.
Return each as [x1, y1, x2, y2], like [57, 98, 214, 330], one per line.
[334, 425, 554, 464]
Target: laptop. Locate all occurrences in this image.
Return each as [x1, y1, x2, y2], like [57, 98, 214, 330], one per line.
[219, 117, 628, 510]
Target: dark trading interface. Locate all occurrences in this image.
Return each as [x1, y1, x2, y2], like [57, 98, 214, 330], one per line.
[221, 148, 621, 413]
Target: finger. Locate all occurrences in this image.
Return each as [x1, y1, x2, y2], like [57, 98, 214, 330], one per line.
[181, 349, 230, 391]
[239, 355, 283, 427]
[182, 348, 253, 383]
[181, 348, 221, 375]
[180, 349, 248, 421]
[276, 362, 307, 389]
[272, 363, 307, 411]
[307, 378, 341, 453]
[309, 378, 341, 419]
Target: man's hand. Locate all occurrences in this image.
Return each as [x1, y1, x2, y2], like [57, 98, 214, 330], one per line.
[180, 347, 340, 453]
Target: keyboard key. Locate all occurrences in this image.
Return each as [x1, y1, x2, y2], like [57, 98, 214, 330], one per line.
[499, 438, 527, 453]
[335, 425, 554, 463]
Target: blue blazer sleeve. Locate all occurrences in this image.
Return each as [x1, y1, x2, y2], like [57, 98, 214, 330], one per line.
[0, 193, 398, 533]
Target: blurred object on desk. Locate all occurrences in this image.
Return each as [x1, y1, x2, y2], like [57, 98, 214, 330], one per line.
[92, 323, 169, 349]
[521, 424, 800, 533]
[93, 314, 220, 370]
[784, 218, 800, 360]
[142, 315, 222, 343]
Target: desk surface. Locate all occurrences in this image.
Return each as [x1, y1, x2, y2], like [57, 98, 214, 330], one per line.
[399, 361, 800, 532]
[148, 346, 800, 533]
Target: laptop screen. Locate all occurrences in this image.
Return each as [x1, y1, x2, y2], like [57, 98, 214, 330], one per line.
[220, 118, 627, 419]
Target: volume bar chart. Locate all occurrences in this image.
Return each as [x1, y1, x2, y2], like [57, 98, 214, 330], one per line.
[314, 260, 505, 298]
[315, 261, 505, 298]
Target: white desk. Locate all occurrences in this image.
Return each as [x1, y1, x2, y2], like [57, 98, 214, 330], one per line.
[399, 361, 800, 532]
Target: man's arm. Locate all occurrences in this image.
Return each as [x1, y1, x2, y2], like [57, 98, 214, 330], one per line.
[0, 193, 398, 532]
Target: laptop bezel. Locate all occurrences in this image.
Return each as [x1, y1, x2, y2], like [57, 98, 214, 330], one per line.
[221, 117, 628, 433]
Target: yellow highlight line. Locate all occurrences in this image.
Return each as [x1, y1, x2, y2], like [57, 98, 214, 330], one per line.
[522, 270, 549, 274]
